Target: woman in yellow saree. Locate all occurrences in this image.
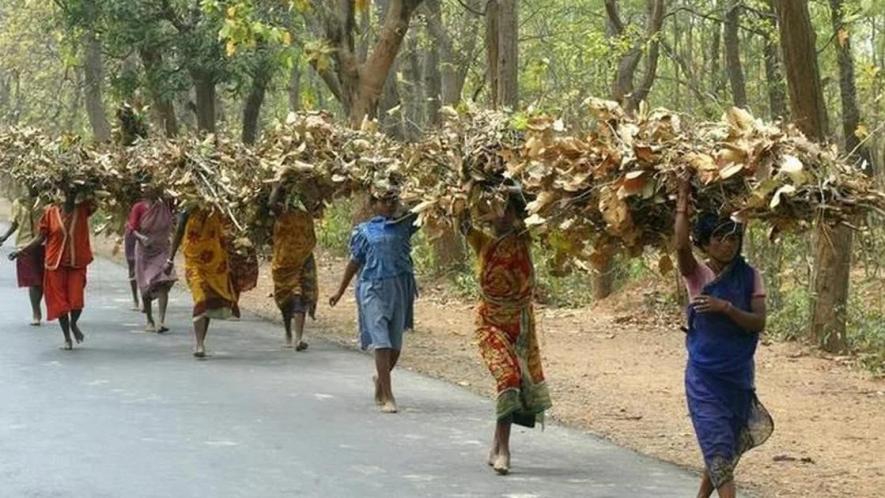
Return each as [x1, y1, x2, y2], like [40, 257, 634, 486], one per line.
[269, 183, 319, 350]
[464, 194, 552, 476]
[167, 207, 241, 358]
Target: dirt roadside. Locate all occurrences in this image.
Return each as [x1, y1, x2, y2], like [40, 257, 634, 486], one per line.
[3, 200, 881, 498]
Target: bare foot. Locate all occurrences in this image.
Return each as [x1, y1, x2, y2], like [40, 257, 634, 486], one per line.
[372, 376, 383, 406]
[295, 341, 308, 352]
[487, 448, 498, 467]
[493, 453, 510, 475]
[72, 325, 85, 344]
[380, 400, 398, 414]
[283, 335, 294, 349]
[145, 322, 157, 333]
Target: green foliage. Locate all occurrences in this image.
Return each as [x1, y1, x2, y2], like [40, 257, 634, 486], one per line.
[315, 198, 353, 256]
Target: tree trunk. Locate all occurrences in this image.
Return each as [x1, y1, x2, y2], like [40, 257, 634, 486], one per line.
[485, 0, 500, 108]
[710, 3, 723, 98]
[139, 48, 178, 137]
[761, 0, 787, 120]
[423, 0, 443, 126]
[82, 29, 111, 143]
[288, 62, 302, 112]
[774, 1, 828, 141]
[775, 0, 850, 352]
[829, 0, 874, 171]
[346, 0, 421, 127]
[496, 0, 519, 109]
[402, 30, 424, 140]
[761, 36, 787, 119]
[191, 70, 216, 134]
[378, 63, 404, 139]
[241, 66, 270, 145]
[424, 0, 477, 107]
[724, 2, 748, 109]
[597, 0, 665, 299]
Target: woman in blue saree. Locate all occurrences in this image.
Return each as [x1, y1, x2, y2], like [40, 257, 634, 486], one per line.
[675, 178, 774, 498]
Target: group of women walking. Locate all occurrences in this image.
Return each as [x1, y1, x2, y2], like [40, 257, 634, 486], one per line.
[1, 173, 773, 493]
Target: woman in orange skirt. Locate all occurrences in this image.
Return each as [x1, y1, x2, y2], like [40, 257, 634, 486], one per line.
[10, 188, 94, 350]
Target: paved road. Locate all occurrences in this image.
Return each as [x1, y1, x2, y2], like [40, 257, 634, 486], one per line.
[0, 227, 700, 497]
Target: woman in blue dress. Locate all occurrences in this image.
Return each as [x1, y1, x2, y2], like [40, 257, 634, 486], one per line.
[329, 188, 418, 414]
[675, 177, 774, 498]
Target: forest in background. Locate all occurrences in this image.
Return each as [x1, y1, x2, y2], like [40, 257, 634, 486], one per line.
[0, 0, 883, 370]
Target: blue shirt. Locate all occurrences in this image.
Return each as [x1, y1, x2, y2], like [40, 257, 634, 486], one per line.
[350, 214, 419, 282]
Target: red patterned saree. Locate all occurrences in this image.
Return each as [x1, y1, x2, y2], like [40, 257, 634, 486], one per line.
[470, 230, 552, 427]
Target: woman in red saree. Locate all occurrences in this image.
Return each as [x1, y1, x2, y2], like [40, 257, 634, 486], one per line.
[128, 184, 177, 333]
[463, 195, 552, 475]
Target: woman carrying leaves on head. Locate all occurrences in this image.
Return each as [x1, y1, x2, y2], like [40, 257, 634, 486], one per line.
[268, 182, 320, 351]
[0, 186, 44, 326]
[461, 190, 552, 476]
[675, 176, 773, 498]
[329, 185, 419, 414]
[167, 207, 242, 358]
[9, 187, 94, 350]
[128, 181, 177, 333]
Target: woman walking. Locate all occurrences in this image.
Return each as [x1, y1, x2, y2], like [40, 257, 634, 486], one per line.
[0, 189, 44, 325]
[462, 194, 552, 476]
[329, 188, 418, 414]
[167, 207, 240, 358]
[128, 184, 177, 333]
[675, 178, 773, 498]
[269, 184, 319, 350]
[9, 188, 94, 350]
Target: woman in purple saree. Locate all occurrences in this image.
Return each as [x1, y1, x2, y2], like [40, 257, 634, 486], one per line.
[675, 178, 773, 498]
[128, 185, 178, 333]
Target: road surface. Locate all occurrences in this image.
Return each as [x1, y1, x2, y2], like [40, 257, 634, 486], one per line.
[0, 227, 700, 497]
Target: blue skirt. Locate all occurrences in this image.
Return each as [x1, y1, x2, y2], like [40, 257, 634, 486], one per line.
[356, 274, 416, 351]
[686, 362, 773, 487]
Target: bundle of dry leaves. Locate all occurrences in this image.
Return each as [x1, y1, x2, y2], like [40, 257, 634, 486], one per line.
[2, 102, 883, 270]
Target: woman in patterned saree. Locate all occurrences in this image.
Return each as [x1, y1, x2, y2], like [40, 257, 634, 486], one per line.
[269, 183, 319, 351]
[128, 183, 177, 333]
[675, 177, 773, 498]
[463, 193, 552, 476]
[167, 207, 242, 358]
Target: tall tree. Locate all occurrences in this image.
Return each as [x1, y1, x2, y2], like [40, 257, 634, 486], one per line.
[829, 0, 874, 171]
[774, 0, 851, 352]
[723, 1, 748, 108]
[302, 0, 426, 127]
[81, 28, 112, 142]
[423, 0, 481, 110]
[605, 0, 666, 113]
[760, 0, 787, 120]
[597, 0, 665, 299]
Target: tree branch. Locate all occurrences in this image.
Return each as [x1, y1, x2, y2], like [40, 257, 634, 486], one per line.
[604, 0, 626, 34]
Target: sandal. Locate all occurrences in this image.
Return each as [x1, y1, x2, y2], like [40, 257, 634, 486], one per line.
[295, 341, 308, 352]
